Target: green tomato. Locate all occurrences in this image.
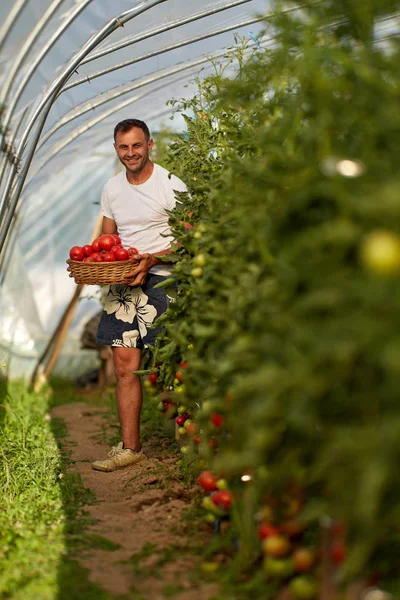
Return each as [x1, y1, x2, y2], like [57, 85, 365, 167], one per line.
[289, 576, 317, 599]
[263, 557, 294, 579]
[178, 405, 188, 415]
[198, 224, 206, 233]
[360, 230, 400, 275]
[216, 478, 229, 490]
[204, 513, 216, 524]
[178, 427, 186, 436]
[194, 231, 203, 239]
[201, 400, 214, 416]
[194, 254, 206, 267]
[175, 385, 185, 394]
[183, 419, 192, 429]
[201, 496, 225, 516]
[200, 562, 218, 573]
[191, 267, 203, 278]
[180, 445, 189, 455]
[157, 402, 165, 412]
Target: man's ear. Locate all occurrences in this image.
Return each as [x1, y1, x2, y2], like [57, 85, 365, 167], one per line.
[148, 138, 154, 152]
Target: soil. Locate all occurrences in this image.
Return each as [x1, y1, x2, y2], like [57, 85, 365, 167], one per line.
[51, 401, 219, 600]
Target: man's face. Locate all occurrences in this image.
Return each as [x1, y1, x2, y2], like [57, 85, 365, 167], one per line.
[114, 127, 153, 173]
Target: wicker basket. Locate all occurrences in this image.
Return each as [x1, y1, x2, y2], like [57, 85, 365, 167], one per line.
[66, 257, 140, 285]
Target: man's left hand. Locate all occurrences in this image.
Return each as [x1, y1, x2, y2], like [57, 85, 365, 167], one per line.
[121, 253, 158, 286]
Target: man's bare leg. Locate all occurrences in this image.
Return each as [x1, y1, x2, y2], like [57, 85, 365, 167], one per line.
[112, 346, 142, 451]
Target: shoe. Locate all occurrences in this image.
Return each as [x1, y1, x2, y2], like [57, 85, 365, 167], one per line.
[92, 442, 146, 472]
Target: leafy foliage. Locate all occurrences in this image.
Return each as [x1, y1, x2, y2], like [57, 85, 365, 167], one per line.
[149, 0, 400, 590]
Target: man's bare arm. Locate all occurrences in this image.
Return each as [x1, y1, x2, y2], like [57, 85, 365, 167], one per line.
[102, 216, 118, 235]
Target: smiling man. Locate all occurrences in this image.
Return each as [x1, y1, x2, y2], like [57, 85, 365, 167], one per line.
[92, 118, 187, 472]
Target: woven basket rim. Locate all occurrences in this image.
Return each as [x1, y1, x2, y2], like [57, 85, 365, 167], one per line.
[66, 257, 139, 266]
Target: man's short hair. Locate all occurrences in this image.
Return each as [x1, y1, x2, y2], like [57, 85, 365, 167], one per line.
[114, 119, 151, 141]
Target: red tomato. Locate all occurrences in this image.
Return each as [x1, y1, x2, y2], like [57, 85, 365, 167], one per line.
[92, 238, 101, 252]
[279, 519, 305, 538]
[176, 415, 186, 427]
[293, 548, 315, 573]
[198, 471, 218, 492]
[111, 245, 121, 254]
[211, 412, 224, 428]
[148, 373, 157, 385]
[186, 422, 198, 436]
[103, 251, 116, 262]
[175, 370, 184, 382]
[116, 247, 129, 261]
[82, 244, 93, 256]
[258, 523, 280, 540]
[164, 401, 177, 415]
[211, 490, 232, 511]
[193, 436, 201, 444]
[111, 234, 121, 244]
[69, 246, 85, 261]
[83, 256, 95, 263]
[331, 540, 346, 565]
[99, 235, 115, 251]
[91, 252, 103, 262]
[128, 247, 139, 258]
[180, 361, 188, 368]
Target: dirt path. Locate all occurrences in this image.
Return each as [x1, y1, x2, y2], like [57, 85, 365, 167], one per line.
[52, 402, 218, 600]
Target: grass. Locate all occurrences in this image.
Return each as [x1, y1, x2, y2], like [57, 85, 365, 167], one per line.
[0, 379, 126, 600]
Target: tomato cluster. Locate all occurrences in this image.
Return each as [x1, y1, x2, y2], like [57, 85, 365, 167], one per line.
[69, 234, 138, 263]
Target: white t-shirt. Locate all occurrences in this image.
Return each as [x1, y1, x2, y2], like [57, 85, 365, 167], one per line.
[101, 163, 187, 275]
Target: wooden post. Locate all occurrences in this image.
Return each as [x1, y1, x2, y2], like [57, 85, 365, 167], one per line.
[31, 213, 103, 390]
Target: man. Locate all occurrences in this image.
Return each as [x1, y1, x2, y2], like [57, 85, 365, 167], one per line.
[91, 118, 187, 472]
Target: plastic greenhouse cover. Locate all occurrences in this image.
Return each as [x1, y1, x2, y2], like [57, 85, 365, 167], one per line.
[0, 0, 272, 378]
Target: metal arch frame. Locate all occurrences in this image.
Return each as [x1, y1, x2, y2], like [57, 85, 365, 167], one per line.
[0, 0, 168, 256]
[80, 0, 255, 65]
[0, 0, 96, 197]
[37, 1, 263, 150]
[0, 0, 66, 121]
[0, 0, 29, 54]
[61, 14, 266, 94]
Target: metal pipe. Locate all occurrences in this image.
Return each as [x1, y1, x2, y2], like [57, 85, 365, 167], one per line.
[0, 0, 168, 256]
[0, 0, 29, 55]
[80, 0, 254, 65]
[38, 1, 309, 150]
[37, 54, 217, 151]
[0, 0, 95, 203]
[0, 0, 95, 157]
[0, 0, 66, 120]
[62, 14, 266, 93]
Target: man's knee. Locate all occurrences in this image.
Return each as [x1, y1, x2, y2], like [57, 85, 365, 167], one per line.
[112, 348, 141, 380]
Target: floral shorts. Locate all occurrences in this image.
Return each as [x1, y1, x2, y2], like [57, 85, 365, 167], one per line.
[96, 274, 169, 349]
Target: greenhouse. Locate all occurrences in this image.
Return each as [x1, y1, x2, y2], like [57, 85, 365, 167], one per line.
[1, 0, 400, 599]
